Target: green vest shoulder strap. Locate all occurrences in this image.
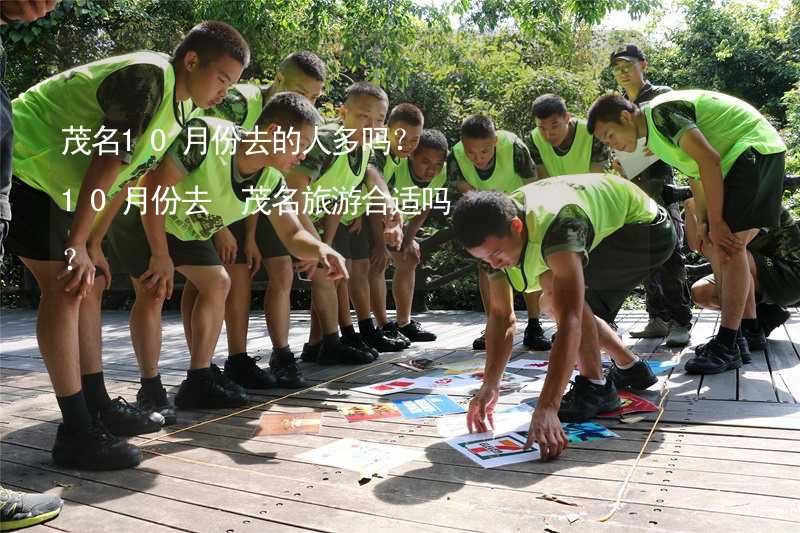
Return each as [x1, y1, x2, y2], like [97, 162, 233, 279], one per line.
[530, 118, 593, 176]
[452, 130, 525, 193]
[391, 158, 447, 217]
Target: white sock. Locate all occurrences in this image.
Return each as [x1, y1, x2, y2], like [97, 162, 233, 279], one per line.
[398, 321, 410, 328]
[616, 355, 640, 370]
[588, 377, 606, 386]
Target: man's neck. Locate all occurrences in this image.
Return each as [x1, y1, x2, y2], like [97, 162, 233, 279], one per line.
[634, 110, 648, 140]
[624, 80, 645, 102]
[235, 135, 269, 177]
[556, 119, 577, 152]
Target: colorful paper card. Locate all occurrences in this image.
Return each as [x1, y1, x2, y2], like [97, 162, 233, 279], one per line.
[561, 422, 619, 442]
[253, 412, 321, 436]
[645, 359, 678, 374]
[597, 391, 659, 418]
[392, 394, 466, 419]
[436, 403, 532, 438]
[505, 359, 551, 371]
[447, 431, 540, 468]
[413, 373, 483, 391]
[296, 438, 420, 475]
[352, 378, 421, 396]
[340, 403, 402, 422]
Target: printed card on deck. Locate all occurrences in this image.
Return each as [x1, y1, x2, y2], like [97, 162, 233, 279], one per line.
[352, 378, 421, 396]
[447, 431, 540, 468]
[645, 359, 678, 374]
[392, 394, 465, 419]
[598, 391, 659, 418]
[254, 412, 321, 436]
[296, 438, 420, 475]
[505, 359, 551, 371]
[340, 403, 402, 422]
[561, 422, 619, 442]
[436, 403, 533, 438]
[413, 373, 483, 391]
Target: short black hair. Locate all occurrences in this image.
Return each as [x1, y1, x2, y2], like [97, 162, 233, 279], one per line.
[415, 129, 448, 157]
[532, 94, 568, 120]
[257, 91, 322, 129]
[279, 51, 326, 82]
[452, 191, 517, 249]
[387, 103, 424, 127]
[460, 113, 496, 140]
[586, 92, 637, 134]
[173, 21, 250, 67]
[344, 81, 388, 106]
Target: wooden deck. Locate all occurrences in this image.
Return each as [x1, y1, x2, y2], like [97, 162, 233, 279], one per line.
[2, 307, 800, 532]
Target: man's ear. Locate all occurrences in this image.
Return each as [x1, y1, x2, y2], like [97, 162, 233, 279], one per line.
[510, 217, 524, 234]
[620, 110, 633, 126]
[338, 105, 347, 122]
[183, 51, 199, 72]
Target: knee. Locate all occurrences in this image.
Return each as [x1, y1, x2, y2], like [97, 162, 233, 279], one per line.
[691, 280, 716, 308]
[267, 260, 293, 292]
[351, 259, 370, 278]
[197, 269, 231, 298]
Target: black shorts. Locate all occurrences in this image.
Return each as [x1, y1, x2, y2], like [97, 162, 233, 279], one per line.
[329, 218, 372, 260]
[107, 206, 221, 278]
[5, 177, 74, 261]
[229, 215, 289, 263]
[584, 207, 676, 323]
[723, 148, 785, 232]
[752, 252, 800, 307]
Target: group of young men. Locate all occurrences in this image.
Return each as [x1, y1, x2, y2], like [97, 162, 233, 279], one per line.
[3, 18, 796, 486]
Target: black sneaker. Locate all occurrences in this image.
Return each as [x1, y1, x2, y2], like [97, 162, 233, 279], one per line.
[52, 423, 141, 470]
[223, 353, 278, 389]
[136, 385, 177, 426]
[382, 321, 413, 346]
[363, 328, 406, 352]
[341, 332, 380, 358]
[174, 373, 249, 409]
[685, 340, 742, 375]
[473, 331, 486, 350]
[97, 397, 164, 437]
[757, 302, 791, 338]
[318, 339, 377, 365]
[558, 376, 622, 423]
[744, 328, 767, 352]
[269, 350, 306, 389]
[301, 342, 321, 363]
[397, 320, 437, 342]
[523, 322, 552, 350]
[210, 363, 247, 396]
[606, 360, 657, 391]
[0, 486, 63, 530]
[737, 333, 752, 364]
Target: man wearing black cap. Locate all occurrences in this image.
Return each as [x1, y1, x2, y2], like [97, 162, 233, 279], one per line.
[609, 44, 693, 348]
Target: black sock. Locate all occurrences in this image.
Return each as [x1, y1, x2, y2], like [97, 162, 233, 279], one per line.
[273, 345, 292, 357]
[358, 318, 375, 335]
[81, 372, 111, 416]
[57, 391, 93, 433]
[228, 352, 248, 360]
[741, 318, 760, 334]
[323, 333, 340, 351]
[715, 327, 738, 350]
[187, 367, 212, 382]
[140, 374, 163, 392]
[341, 324, 357, 338]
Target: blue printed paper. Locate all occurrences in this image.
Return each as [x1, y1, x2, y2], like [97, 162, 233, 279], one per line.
[393, 394, 466, 419]
[562, 422, 619, 442]
[646, 360, 678, 375]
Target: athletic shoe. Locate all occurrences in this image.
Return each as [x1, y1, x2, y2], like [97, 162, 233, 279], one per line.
[472, 331, 486, 350]
[51, 423, 141, 470]
[269, 350, 307, 389]
[136, 384, 177, 426]
[397, 320, 437, 342]
[318, 339, 376, 365]
[340, 332, 380, 358]
[685, 340, 742, 374]
[223, 353, 278, 389]
[210, 363, 246, 396]
[174, 373, 248, 409]
[606, 360, 658, 391]
[97, 396, 164, 437]
[629, 317, 669, 338]
[744, 328, 767, 352]
[0, 487, 63, 531]
[736, 333, 752, 364]
[558, 376, 622, 423]
[381, 321, 412, 347]
[665, 321, 691, 347]
[301, 342, 321, 363]
[523, 321, 552, 350]
[363, 328, 406, 352]
[757, 302, 791, 338]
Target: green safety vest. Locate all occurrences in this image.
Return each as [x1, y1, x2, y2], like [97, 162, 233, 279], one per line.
[643, 90, 786, 180]
[165, 117, 284, 241]
[199, 82, 263, 130]
[307, 143, 371, 223]
[503, 173, 659, 293]
[391, 158, 447, 217]
[382, 152, 401, 184]
[452, 130, 525, 193]
[530, 118, 593, 176]
[12, 51, 191, 210]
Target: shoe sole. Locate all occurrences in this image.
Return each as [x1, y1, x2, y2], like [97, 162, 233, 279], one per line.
[629, 332, 669, 339]
[0, 508, 62, 531]
[664, 337, 690, 347]
[685, 359, 742, 375]
[52, 450, 142, 471]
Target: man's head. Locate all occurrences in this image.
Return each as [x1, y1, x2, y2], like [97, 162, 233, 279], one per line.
[410, 129, 447, 182]
[460, 114, 497, 170]
[452, 191, 526, 269]
[387, 103, 424, 158]
[339, 81, 389, 148]
[532, 94, 571, 147]
[273, 51, 326, 105]
[587, 92, 639, 153]
[173, 20, 250, 108]
[609, 44, 647, 90]
[256, 92, 322, 172]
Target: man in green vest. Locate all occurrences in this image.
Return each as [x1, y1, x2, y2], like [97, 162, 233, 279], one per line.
[528, 93, 609, 177]
[588, 91, 787, 374]
[192, 51, 328, 392]
[283, 81, 404, 363]
[609, 44, 693, 348]
[448, 114, 551, 352]
[454, 174, 672, 460]
[369, 103, 430, 343]
[5, 21, 249, 470]
[102, 93, 347, 422]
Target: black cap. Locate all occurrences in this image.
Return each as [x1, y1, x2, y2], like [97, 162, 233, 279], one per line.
[610, 44, 646, 65]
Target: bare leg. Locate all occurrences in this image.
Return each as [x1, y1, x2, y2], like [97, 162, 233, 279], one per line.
[176, 265, 230, 369]
[391, 250, 417, 325]
[348, 258, 371, 322]
[716, 229, 759, 330]
[130, 275, 167, 379]
[181, 281, 198, 350]
[524, 290, 541, 320]
[223, 263, 252, 355]
[370, 256, 389, 326]
[78, 276, 105, 376]
[264, 256, 293, 348]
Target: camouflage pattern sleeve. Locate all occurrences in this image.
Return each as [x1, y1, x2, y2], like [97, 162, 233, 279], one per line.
[513, 137, 537, 180]
[651, 100, 698, 146]
[205, 86, 249, 126]
[96, 63, 165, 164]
[590, 136, 611, 165]
[541, 204, 595, 264]
[446, 152, 464, 186]
[164, 118, 209, 177]
[294, 124, 338, 182]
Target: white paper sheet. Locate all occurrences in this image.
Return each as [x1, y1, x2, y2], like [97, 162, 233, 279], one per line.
[296, 438, 421, 475]
[446, 431, 540, 468]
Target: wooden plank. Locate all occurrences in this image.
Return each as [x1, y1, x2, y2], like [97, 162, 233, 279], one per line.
[665, 398, 800, 430]
[766, 323, 800, 403]
[738, 348, 779, 402]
